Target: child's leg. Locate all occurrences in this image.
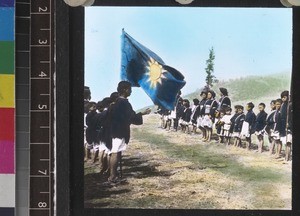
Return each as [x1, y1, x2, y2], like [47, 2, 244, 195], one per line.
[201, 128, 206, 140]
[269, 139, 275, 155]
[207, 128, 212, 142]
[285, 142, 292, 161]
[98, 150, 105, 173]
[257, 135, 263, 153]
[246, 137, 251, 150]
[93, 149, 99, 163]
[276, 141, 282, 158]
[233, 137, 237, 146]
[237, 138, 241, 147]
[187, 124, 191, 134]
[166, 119, 171, 130]
[203, 127, 208, 141]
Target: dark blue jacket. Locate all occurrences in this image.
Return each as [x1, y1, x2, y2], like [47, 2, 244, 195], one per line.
[85, 110, 97, 144]
[266, 110, 282, 133]
[254, 110, 267, 132]
[109, 98, 143, 144]
[182, 107, 192, 122]
[218, 96, 231, 111]
[233, 113, 245, 133]
[245, 110, 256, 134]
[229, 113, 239, 133]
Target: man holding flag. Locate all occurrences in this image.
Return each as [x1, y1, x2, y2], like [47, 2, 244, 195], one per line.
[108, 81, 151, 183]
[106, 30, 186, 183]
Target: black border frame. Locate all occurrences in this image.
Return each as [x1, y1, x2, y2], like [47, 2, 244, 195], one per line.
[55, 1, 300, 215]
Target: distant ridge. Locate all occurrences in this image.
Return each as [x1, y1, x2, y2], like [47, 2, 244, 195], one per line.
[185, 71, 291, 103]
[139, 71, 291, 112]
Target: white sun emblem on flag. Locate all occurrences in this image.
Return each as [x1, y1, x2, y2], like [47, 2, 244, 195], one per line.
[146, 58, 167, 88]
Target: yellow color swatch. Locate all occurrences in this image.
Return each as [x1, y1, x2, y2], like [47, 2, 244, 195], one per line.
[0, 74, 15, 108]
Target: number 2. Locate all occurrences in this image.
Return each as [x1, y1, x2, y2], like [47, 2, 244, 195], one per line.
[39, 6, 48, 12]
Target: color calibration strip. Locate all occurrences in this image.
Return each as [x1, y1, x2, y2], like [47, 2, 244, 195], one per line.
[0, 0, 16, 215]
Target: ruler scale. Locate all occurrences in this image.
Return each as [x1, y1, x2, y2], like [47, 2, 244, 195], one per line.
[29, 0, 54, 215]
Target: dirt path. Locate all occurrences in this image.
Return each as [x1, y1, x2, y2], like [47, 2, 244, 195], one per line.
[84, 114, 291, 209]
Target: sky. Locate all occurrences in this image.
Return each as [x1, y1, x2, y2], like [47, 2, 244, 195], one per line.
[84, 7, 292, 110]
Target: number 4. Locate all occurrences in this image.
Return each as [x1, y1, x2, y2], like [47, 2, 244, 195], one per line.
[39, 71, 47, 77]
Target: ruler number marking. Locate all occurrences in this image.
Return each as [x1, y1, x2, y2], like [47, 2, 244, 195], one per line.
[38, 104, 48, 110]
[39, 71, 47, 77]
[38, 202, 48, 208]
[38, 170, 48, 175]
[38, 6, 48, 12]
[38, 39, 48, 45]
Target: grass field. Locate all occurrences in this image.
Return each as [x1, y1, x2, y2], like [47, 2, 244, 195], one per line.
[84, 114, 291, 209]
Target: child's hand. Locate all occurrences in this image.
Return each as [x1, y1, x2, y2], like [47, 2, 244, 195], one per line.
[142, 108, 151, 115]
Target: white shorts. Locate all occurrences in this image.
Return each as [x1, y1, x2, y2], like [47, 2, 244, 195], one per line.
[223, 129, 231, 137]
[280, 134, 292, 145]
[98, 142, 109, 153]
[85, 142, 94, 150]
[255, 130, 264, 136]
[202, 115, 213, 128]
[93, 143, 100, 151]
[271, 130, 280, 140]
[110, 138, 127, 153]
[197, 116, 203, 128]
[240, 122, 250, 138]
[232, 132, 240, 138]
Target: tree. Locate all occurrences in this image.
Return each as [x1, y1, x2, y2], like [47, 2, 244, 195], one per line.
[205, 47, 218, 88]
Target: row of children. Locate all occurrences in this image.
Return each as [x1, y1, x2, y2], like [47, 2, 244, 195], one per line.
[157, 88, 292, 161]
[84, 81, 151, 184]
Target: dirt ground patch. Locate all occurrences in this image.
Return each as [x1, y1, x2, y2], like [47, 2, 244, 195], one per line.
[84, 114, 292, 209]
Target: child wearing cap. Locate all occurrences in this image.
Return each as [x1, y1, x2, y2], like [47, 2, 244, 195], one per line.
[232, 105, 245, 147]
[221, 107, 233, 145]
[241, 102, 256, 150]
[254, 103, 268, 153]
[201, 90, 218, 142]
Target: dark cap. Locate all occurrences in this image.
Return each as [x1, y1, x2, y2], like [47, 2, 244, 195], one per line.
[247, 102, 255, 109]
[280, 90, 289, 98]
[219, 87, 228, 96]
[193, 98, 199, 105]
[208, 90, 216, 98]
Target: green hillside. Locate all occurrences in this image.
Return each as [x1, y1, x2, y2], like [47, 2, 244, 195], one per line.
[185, 72, 291, 104]
[138, 72, 291, 113]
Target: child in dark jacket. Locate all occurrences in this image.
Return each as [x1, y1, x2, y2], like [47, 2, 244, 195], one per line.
[268, 99, 283, 156]
[85, 102, 97, 161]
[180, 99, 192, 134]
[232, 105, 245, 147]
[108, 81, 151, 182]
[254, 103, 268, 153]
[242, 102, 256, 150]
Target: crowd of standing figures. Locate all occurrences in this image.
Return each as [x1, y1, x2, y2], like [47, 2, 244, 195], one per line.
[156, 87, 292, 162]
[84, 83, 292, 185]
[84, 81, 151, 184]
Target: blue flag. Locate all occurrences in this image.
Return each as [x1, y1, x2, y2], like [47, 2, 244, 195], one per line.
[121, 30, 186, 110]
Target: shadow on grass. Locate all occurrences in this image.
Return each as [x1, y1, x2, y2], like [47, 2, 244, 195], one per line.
[84, 155, 172, 208]
[122, 156, 172, 179]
